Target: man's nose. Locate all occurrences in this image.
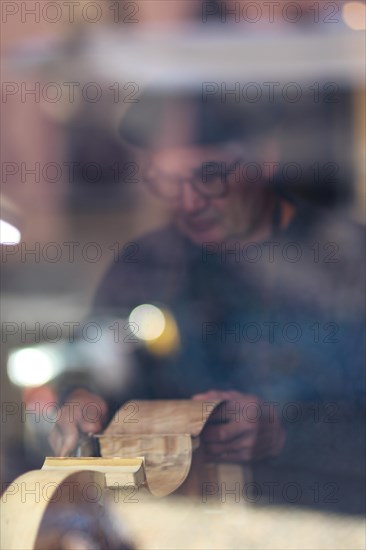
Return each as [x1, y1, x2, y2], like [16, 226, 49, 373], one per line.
[180, 180, 208, 213]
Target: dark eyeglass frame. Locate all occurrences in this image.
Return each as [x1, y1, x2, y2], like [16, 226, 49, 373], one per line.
[143, 158, 244, 203]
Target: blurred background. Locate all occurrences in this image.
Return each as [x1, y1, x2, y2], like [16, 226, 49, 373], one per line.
[1, 0, 365, 536]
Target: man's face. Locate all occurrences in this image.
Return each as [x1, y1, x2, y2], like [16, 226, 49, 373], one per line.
[144, 145, 274, 245]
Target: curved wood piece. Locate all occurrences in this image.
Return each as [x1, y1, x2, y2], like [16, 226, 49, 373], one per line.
[98, 433, 193, 496]
[2, 399, 245, 549]
[1, 469, 108, 550]
[98, 399, 226, 496]
[42, 456, 147, 488]
[98, 399, 244, 498]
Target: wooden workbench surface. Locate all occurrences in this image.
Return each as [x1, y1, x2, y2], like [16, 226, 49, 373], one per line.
[107, 494, 365, 550]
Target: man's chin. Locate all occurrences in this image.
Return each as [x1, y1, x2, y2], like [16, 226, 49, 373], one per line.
[178, 222, 224, 246]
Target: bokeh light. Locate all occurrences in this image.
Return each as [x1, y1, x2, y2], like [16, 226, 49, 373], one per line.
[7, 347, 61, 387]
[128, 304, 166, 341]
[0, 220, 21, 245]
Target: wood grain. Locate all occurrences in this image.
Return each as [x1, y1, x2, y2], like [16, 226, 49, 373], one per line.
[104, 399, 223, 436]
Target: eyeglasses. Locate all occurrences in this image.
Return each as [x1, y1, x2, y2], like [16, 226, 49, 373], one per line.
[143, 159, 243, 204]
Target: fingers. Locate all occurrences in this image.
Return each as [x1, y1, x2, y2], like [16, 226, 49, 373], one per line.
[203, 420, 285, 462]
[48, 421, 79, 457]
[213, 447, 262, 463]
[192, 390, 226, 401]
[204, 432, 274, 463]
[78, 416, 104, 435]
[204, 424, 256, 452]
[217, 436, 283, 462]
[59, 423, 80, 457]
[203, 419, 253, 443]
[77, 397, 108, 434]
[48, 393, 108, 456]
[48, 426, 61, 455]
[193, 391, 286, 462]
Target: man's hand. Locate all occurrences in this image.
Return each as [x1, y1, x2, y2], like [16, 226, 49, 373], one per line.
[48, 389, 108, 457]
[193, 390, 286, 462]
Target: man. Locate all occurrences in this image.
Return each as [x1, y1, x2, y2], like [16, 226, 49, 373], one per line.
[49, 91, 365, 511]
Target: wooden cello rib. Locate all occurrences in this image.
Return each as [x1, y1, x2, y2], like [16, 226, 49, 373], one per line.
[1, 399, 246, 549]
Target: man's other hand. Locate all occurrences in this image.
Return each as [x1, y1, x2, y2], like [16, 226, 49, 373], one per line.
[48, 390, 108, 457]
[193, 390, 286, 462]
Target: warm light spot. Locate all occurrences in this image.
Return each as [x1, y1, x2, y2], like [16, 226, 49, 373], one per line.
[7, 347, 61, 387]
[0, 220, 21, 244]
[146, 309, 181, 356]
[342, 2, 366, 30]
[129, 304, 166, 341]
